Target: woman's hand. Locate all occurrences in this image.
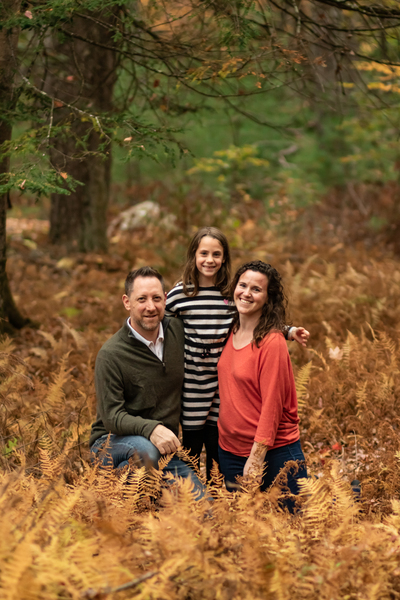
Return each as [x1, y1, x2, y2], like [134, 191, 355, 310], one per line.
[291, 326, 310, 347]
[243, 456, 263, 480]
[243, 442, 268, 482]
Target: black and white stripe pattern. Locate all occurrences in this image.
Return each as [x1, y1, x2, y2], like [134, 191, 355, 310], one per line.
[166, 284, 234, 430]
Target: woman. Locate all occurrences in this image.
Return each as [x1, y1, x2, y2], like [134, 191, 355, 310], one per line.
[217, 260, 307, 511]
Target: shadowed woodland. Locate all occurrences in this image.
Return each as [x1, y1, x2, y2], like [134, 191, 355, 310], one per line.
[2, 0, 400, 598]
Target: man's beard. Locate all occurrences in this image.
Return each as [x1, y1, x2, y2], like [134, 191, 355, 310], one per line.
[136, 316, 161, 331]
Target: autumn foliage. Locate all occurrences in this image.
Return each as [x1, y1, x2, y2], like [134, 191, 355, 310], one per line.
[2, 202, 400, 599]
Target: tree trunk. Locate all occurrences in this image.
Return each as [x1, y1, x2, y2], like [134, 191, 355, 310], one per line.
[48, 12, 118, 252]
[0, 0, 31, 332]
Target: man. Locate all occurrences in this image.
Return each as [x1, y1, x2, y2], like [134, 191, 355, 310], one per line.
[90, 266, 205, 498]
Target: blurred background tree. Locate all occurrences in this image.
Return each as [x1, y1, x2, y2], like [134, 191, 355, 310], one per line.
[1, 0, 400, 330]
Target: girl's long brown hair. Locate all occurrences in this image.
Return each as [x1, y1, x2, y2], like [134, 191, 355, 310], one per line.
[230, 260, 288, 347]
[182, 227, 231, 297]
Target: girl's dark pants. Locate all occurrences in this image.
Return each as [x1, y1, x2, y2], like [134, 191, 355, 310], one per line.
[182, 423, 219, 481]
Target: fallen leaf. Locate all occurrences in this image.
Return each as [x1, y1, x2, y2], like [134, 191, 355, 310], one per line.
[54, 290, 70, 300]
[29, 347, 47, 359]
[57, 257, 76, 270]
[328, 346, 343, 360]
[23, 239, 37, 250]
[60, 172, 68, 179]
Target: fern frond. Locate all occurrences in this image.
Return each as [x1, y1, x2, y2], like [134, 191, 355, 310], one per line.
[46, 485, 82, 526]
[209, 460, 224, 488]
[0, 336, 15, 354]
[343, 330, 357, 366]
[297, 476, 333, 536]
[376, 331, 397, 365]
[295, 361, 312, 415]
[355, 381, 368, 416]
[308, 348, 328, 370]
[61, 320, 86, 349]
[285, 259, 294, 280]
[44, 354, 71, 408]
[325, 261, 336, 284]
[114, 466, 130, 497]
[38, 433, 56, 454]
[328, 463, 359, 535]
[300, 254, 319, 278]
[176, 447, 206, 483]
[37, 330, 58, 349]
[161, 472, 202, 507]
[158, 453, 174, 471]
[124, 466, 148, 508]
[39, 448, 61, 480]
[142, 467, 163, 500]
[0, 532, 35, 600]
[366, 322, 377, 341]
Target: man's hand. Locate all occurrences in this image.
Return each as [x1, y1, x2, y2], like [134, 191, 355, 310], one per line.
[291, 326, 310, 347]
[150, 424, 181, 455]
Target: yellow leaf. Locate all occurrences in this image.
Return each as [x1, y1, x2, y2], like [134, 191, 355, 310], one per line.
[56, 257, 75, 270]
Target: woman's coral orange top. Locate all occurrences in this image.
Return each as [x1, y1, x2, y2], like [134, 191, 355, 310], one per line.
[217, 331, 300, 457]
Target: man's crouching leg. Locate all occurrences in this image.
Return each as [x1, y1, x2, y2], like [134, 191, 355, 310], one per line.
[90, 434, 161, 470]
[163, 456, 207, 500]
[91, 434, 207, 501]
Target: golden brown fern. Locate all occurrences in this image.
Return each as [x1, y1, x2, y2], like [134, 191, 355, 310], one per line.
[60, 319, 86, 350]
[43, 354, 71, 409]
[209, 459, 224, 488]
[38, 448, 58, 480]
[295, 361, 312, 416]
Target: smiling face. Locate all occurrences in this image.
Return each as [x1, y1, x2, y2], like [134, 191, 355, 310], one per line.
[234, 270, 268, 321]
[195, 235, 225, 286]
[122, 276, 166, 341]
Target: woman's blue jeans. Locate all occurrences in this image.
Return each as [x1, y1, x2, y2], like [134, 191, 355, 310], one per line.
[218, 439, 307, 512]
[91, 434, 206, 500]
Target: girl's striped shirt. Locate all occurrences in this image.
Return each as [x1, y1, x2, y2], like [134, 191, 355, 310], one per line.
[166, 284, 234, 430]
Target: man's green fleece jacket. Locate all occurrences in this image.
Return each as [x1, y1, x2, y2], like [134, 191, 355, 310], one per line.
[90, 317, 184, 447]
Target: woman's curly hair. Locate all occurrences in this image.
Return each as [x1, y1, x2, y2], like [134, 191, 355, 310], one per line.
[230, 260, 288, 347]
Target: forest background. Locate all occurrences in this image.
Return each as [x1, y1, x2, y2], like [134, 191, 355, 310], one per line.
[1, 1, 400, 599]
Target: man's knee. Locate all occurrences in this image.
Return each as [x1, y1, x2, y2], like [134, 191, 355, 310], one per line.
[91, 435, 161, 470]
[131, 437, 161, 469]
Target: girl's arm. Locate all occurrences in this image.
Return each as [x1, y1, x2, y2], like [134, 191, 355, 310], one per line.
[165, 285, 181, 317]
[288, 326, 310, 347]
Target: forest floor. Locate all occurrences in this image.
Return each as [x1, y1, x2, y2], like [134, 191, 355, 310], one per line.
[2, 192, 400, 599]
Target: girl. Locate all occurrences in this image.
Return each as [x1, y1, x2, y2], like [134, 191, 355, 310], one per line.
[217, 260, 307, 511]
[166, 227, 308, 480]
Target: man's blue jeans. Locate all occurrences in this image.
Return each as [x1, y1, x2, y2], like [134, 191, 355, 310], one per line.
[91, 434, 206, 499]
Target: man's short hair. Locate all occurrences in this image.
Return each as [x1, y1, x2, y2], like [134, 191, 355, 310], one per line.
[124, 266, 165, 296]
